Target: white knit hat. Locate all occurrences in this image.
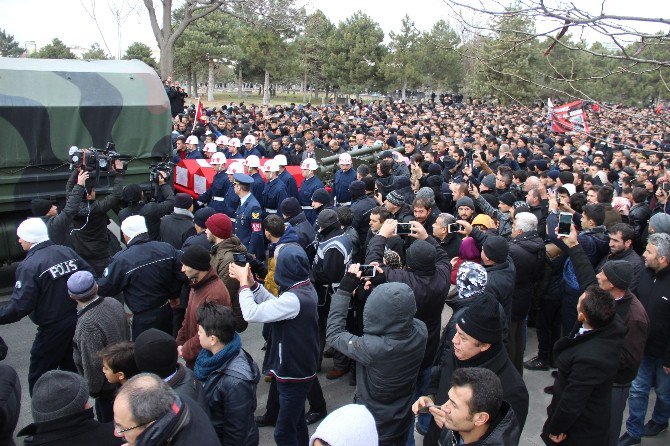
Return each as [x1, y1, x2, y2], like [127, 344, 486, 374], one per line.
[121, 215, 147, 241]
[17, 218, 49, 244]
[309, 404, 378, 446]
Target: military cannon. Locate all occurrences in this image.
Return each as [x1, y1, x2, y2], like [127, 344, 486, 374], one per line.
[0, 58, 172, 265]
[315, 144, 405, 185]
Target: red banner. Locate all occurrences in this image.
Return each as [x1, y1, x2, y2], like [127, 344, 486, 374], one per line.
[550, 100, 589, 134]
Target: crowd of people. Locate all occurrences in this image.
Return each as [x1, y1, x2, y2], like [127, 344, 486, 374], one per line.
[1, 95, 670, 446]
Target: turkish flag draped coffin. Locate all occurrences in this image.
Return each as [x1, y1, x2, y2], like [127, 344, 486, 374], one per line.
[174, 159, 305, 198]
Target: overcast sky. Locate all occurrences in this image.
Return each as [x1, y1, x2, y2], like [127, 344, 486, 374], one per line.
[3, 0, 668, 57]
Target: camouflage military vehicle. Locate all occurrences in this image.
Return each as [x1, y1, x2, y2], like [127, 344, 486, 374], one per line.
[0, 58, 172, 266]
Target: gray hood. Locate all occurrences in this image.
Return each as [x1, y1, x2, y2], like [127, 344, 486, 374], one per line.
[363, 282, 417, 336]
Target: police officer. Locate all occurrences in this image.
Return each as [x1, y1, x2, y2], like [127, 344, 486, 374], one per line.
[98, 215, 184, 340]
[233, 173, 266, 261]
[197, 152, 230, 214]
[0, 218, 93, 394]
[331, 153, 356, 206]
[275, 154, 300, 199]
[245, 155, 266, 201]
[261, 159, 289, 219]
[299, 158, 324, 225]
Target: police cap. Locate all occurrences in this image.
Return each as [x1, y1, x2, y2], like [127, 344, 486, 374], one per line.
[233, 173, 254, 185]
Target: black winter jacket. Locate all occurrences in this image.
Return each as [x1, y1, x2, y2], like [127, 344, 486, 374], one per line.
[508, 230, 546, 321]
[636, 264, 670, 366]
[160, 210, 196, 249]
[18, 408, 122, 446]
[542, 319, 627, 446]
[118, 183, 175, 241]
[0, 364, 20, 445]
[200, 349, 260, 446]
[168, 363, 210, 415]
[439, 402, 521, 446]
[596, 248, 644, 295]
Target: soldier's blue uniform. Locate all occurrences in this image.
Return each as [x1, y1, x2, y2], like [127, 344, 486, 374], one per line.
[243, 145, 264, 158]
[223, 150, 245, 160]
[278, 169, 300, 199]
[222, 179, 241, 219]
[299, 175, 324, 224]
[198, 170, 231, 214]
[0, 240, 93, 394]
[185, 149, 204, 159]
[234, 173, 266, 261]
[250, 172, 266, 202]
[262, 178, 289, 219]
[331, 168, 357, 206]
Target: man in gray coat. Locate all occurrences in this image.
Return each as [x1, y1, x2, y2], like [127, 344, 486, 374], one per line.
[327, 266, 428, 445]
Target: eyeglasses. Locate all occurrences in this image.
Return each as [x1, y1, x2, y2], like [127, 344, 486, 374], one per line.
[114, 420, 154, 436]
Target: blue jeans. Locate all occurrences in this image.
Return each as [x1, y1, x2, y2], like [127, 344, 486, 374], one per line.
[406, 366, 432, 446]
[275, 380, 312, 446]
[626, 355, 670, 439]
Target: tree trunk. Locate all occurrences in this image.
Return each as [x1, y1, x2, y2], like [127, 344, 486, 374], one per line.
[192, 71, 198, 98]
[207, 60, 215, 102]
[263, 69, 270, 105]
[159, 43, 173, 80]
[186, 65, 193, 96]
[237, 65, 243, 99]
[302, 69, 307, 103]
[402, 77, 407, 101]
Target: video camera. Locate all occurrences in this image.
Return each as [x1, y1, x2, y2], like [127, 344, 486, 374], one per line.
[69, 143, 132, 173]
[149, 161, 174, 183]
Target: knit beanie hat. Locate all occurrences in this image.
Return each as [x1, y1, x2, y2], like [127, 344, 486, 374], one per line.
[122, 184, 142, 203]
[194, 207, 217, 228]
[17, 218, 49, 244]
[458, 297, 501, 344]
[428, 163, 443, 177]
[309, 404, 378, 446]
[349, 180, 366, 199]
[311, 188, 331, 205]
[383, 249, 402, 269]
[457, 261, 488, 299]
[121, 215, 148, 241]
[317, 209, 339, 231]
[602, 260, 632, 290]
[548, 170, 560, 180]
[134, 328, 178, 378]
[499, 192, 516, 207]
[426, 175, 443, 189]
[416, 187, 436, 203]
[483, 235, 509, 264]
[67, 271, 97, 301]
[31, 370, 89, 423]
[650, 213, 670, 235]
[174, 193, 193, 209]
[181, 245, 212, 271]
[405, 239, 437, 273]
[386, 190, 404, 207]
[30, 198, 54, 217]
[280, 197, 302, 219]
[481, 174, 496, 190]
[456, 197, 475, 211]
[459, 237, 481, 261]
[205, 213, 233, 239]
[513, 201, 530, 214]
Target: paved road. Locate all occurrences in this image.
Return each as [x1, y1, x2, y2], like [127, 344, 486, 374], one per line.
[1, 303, 667, 445]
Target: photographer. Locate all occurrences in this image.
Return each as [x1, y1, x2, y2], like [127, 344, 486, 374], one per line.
[118, 168, 175, 241]
[165, 76, 187, 118]
[67, 159, 125, 276]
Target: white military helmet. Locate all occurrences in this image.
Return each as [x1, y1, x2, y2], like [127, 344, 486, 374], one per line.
[204, 142, 218, 153]
[300, 158, 318, 171]
[226, 162, 245, 175]
[274, 154, 288, 166]
[263, 159, 280, 173]
[245, 155, 261, 168]
[228, 138, 241, 148]
[339, 153, 352, 165]
[215, 135, 229, 145]
[210, 152, 227, 165]
[243, 134, 257, 145]
[185, 135, 199, 145]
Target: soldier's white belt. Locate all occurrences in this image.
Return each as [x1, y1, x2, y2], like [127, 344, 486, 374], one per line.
[301, 206, 312, 210]
[266, 209, 278, 214]
[337, 202, 351, 206]
[212, 197, 225, 201]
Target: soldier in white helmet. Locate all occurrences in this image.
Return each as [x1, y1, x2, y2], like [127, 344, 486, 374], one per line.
[299, 158, 324, 225]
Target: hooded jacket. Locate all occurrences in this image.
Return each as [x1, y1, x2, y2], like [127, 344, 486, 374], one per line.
[508, 230, 546, 321]
[326, 282, 428, 443]
[265, 226, 301, 296]
[210, 236, 248, 332]
[199, 349, 260, 446]
[439, 401, 521, 446]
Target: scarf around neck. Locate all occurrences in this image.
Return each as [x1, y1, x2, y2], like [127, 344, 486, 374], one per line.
[194, 332, 242, 381]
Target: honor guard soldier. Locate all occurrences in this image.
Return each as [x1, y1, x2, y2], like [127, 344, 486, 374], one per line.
[331, 153, 356, 206]
[225, 138, 245, 160]
[0, 218, 93, 394]
[223, 162, 244, 219]
[261, 160, 289, 219]
[245, 155, 266, 201]
[233, 173, 266, 261]
[299, 158, 324, 225]
[243, 134, 264, 158]
[275, 154, 300, 200]
[197, 152, 230, 214]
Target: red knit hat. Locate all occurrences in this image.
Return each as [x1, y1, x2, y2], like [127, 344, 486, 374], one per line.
[205, 213, 232, 239]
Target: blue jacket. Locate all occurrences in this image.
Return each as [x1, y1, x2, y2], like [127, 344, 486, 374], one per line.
[234, 194, 265, 261]
[298, 176, 324, 224]
[0, 241, 92, 326]
[278, 169, 299, 200]
[200, 349, 260, 446]
[331, 168, 356, 205]
[250, 172, 265, 202]
[261, 179, 288, 217]
[198, 171, 232, 214]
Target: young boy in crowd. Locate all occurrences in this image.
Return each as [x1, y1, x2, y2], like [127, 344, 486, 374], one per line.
[99, 341, 139, 386]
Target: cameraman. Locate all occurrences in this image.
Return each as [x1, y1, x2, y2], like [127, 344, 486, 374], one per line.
[165, 76, 187, 118]
[118, 169, 175, 241]
[67, 159, 125, 276]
